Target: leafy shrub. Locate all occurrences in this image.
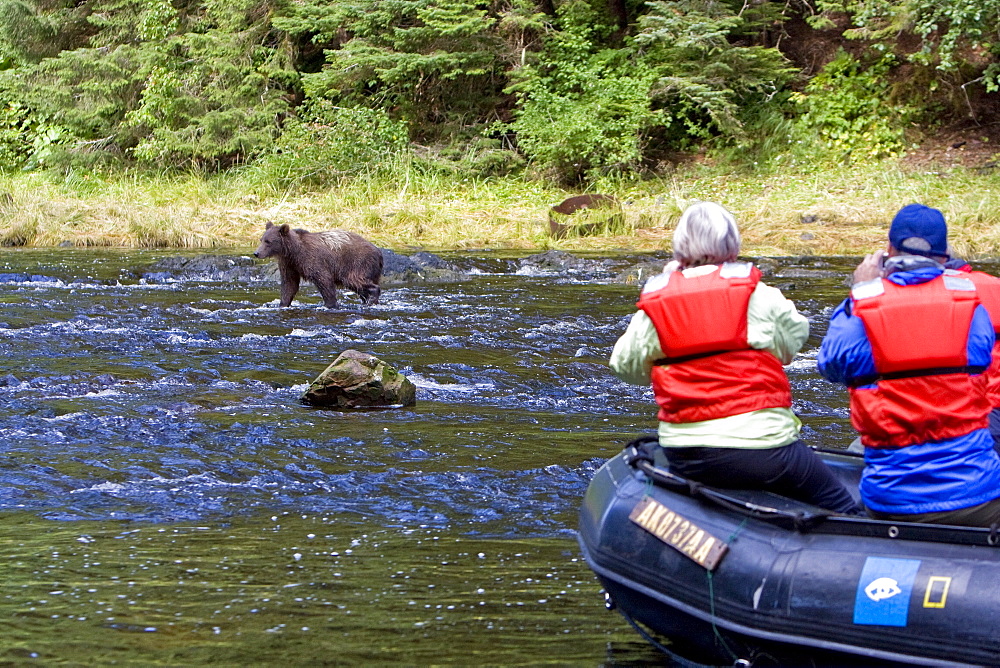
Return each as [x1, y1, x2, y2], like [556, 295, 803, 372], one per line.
[810, 0, 1000, 115]
[417, 136, 526, 179]
[509, 60, 659, 184]
[792, 51, 915, 160]
[0, 99, 34, 168]
[247, 101, 410, 190]
[504, 1, 660, 184]
[814, 0, 1000, 85]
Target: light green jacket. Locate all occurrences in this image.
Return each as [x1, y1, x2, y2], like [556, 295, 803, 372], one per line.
[609, 263, 810, 449]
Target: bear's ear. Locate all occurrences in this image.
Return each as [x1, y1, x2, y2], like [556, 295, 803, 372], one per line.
[265, 222, 274, 230]
[278, 224, 291, 235]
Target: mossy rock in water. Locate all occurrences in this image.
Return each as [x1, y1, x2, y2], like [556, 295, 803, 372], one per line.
[302, 349, 416, 409]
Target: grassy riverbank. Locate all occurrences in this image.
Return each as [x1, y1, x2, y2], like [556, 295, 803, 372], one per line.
[2, 157, 1000, 258]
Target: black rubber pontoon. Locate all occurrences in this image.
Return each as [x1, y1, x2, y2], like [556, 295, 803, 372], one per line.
[578, 437, 1000, 667]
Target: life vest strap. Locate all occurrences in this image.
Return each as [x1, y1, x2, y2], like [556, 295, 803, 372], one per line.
[652, 349, 739, 366]
[847, 365, 987, 388]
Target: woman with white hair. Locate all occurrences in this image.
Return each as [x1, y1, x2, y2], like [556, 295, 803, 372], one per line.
[610, 201, 859, 514]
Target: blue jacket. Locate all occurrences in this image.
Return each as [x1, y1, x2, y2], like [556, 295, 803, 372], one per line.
[818, 265, 1000, 514]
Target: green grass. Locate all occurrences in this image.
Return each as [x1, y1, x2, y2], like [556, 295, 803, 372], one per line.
[2, 157, 1000, 258]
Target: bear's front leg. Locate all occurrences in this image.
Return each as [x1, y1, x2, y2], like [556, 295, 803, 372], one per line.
[279, 274, 300, 307]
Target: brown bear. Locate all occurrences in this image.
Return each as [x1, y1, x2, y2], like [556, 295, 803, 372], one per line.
[548, 194, 624, 239]
[253, 223, 383, 308]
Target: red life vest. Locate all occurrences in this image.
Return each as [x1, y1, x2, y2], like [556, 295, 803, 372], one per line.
[962, 270, 1000, 407]
[636, 263, 792, 424]
[849, 273, 990, 448]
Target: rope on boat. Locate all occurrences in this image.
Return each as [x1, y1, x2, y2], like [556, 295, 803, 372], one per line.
[705, 516, 751, 664]
[707, 570, 741, 664]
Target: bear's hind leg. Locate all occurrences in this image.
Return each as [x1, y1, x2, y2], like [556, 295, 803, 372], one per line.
[359, 284, 381, 306]
[315, 280, 340, 308]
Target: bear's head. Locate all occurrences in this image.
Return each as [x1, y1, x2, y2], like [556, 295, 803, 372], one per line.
[254, 222, 291, 259]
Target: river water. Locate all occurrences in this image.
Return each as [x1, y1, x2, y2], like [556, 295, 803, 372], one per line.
[0, 249, 965, 665]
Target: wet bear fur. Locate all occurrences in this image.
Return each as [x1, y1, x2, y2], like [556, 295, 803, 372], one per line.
[254, 223, 383, 308]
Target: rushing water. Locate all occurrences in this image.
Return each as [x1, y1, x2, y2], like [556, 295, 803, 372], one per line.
[0, 248, 965, 665]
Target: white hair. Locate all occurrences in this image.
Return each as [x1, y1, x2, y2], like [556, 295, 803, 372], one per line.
[672, 202, 741, 268]
[318, 229, 355, 251]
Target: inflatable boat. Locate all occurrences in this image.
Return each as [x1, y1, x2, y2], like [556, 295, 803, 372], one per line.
[578, 437, 1000, 667]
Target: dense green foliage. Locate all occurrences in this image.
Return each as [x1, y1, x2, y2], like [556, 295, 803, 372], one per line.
[244, 101, 409, 190]
[0, 0, 997, 183]
[504, 1, 660, 182]
[813, 0, 1000, 89]
[277, 0, 505, 134]
[792, 51, 916, 159]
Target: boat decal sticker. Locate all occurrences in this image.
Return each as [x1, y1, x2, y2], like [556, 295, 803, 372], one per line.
[628, 497, 728, 570]
[853, 556, 921, 627]
[865, 577, 902, 601]
[923, 576, 951, 609]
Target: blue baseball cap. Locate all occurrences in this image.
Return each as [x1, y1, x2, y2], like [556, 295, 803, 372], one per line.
[889, 204, 949, 258]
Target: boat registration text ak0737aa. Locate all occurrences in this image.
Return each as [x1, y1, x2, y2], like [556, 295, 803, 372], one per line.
[628, 496, 728, 570]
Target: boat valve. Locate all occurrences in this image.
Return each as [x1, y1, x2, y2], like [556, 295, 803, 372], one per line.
[603, 590, 616, 611]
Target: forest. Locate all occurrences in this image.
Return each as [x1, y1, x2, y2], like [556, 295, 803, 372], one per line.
[0, 0, 999, 252]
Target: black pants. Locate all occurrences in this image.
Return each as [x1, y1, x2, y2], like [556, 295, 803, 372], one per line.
[665, 439, 862, 515]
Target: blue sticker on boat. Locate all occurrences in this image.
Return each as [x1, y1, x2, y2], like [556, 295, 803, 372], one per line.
[854, 556, 921, 627]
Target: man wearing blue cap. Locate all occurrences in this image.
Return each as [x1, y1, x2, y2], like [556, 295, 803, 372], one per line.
[818, 203, 1000, 526]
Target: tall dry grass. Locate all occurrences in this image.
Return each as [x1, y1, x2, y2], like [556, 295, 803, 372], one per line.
[1, 160, 999, 257]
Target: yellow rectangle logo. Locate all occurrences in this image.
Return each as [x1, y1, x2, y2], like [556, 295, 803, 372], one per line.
[923, 576, 951, 609]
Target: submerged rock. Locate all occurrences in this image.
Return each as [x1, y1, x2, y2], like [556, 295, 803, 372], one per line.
[301, 349, 416, 409]
[142, 254, 268, 282]
[610, 256, 840, 287]
[774, 266, 844, 279]
[379, 249, 466, 284]
[614, 260, 668, 288]
[518, 250, 620, 276]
